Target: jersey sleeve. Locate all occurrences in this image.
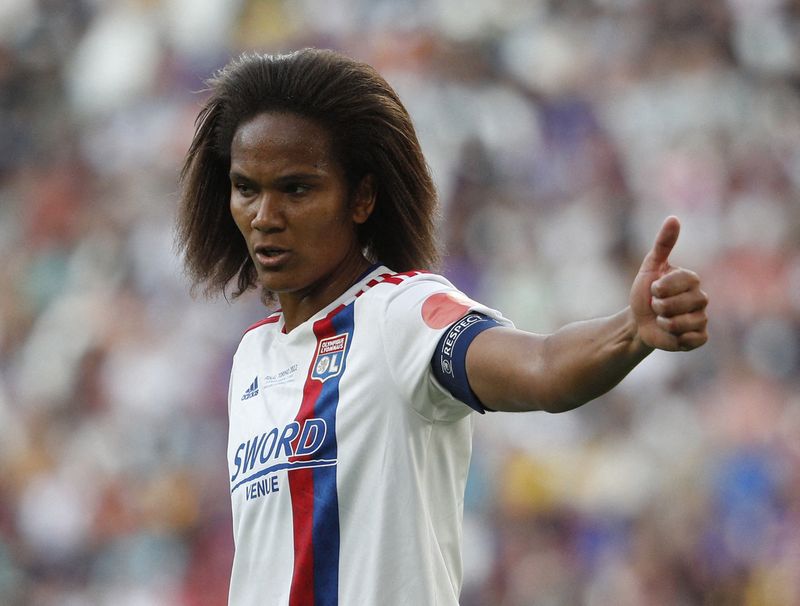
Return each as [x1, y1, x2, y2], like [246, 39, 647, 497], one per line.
[379, 275, 512, 423]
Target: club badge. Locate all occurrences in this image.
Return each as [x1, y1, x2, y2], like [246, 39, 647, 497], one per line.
[311, 334, 348, 382]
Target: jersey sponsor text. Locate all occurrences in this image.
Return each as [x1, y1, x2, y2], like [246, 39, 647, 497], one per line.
[230, 417, 332, 494]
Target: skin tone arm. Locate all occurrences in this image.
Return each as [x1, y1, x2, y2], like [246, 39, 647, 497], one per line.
[466, 216, 709, 413]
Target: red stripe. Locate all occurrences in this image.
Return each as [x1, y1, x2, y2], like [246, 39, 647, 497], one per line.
[377, 273, 404, 284]
[288, 312, 336, 605]
[363, 270, 425, 290]
[288, 468, 316, 606]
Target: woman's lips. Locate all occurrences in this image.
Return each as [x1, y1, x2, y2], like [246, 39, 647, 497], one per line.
[254, 248, 290, 268]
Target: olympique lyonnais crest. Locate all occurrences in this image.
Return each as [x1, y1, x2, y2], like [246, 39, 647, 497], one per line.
[311, 334, 348, 382]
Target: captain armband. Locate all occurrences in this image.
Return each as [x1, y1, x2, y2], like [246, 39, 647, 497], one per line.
[430, 313, 502, 414]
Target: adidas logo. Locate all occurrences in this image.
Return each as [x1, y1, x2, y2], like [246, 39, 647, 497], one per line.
[241, 377, 259, 401]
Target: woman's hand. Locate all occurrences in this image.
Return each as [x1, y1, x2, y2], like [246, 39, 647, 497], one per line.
[629, 216, 709, 352]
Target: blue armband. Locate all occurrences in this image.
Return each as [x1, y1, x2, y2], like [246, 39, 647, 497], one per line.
[431, 313, 501, 414]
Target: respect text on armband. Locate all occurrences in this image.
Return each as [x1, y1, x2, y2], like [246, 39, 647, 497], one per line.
[439, 314, 484, 377]
[229, 417, 335, 498]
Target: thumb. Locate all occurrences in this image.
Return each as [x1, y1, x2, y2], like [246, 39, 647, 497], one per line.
[641, 216, 680, 272]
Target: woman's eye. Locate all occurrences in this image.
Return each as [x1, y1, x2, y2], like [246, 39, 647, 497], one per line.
[285, 183, 310, 195]
[234, 183, 254, 196]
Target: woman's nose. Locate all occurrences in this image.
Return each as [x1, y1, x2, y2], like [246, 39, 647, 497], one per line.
[251, 194, 285, 231]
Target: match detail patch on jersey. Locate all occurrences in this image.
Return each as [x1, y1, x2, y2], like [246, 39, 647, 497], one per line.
[311, 334, 349, 383]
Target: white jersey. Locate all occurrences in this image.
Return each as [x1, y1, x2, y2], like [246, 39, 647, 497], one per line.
[227, 265, 509, 605]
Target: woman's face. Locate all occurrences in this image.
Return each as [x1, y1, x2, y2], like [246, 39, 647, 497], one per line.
[229, 111, 374, 301]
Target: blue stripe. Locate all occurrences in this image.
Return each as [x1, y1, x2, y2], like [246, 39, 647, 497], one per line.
[312, 304, 354, 605]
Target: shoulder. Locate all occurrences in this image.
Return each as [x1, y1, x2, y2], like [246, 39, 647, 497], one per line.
[232, 310, 283, 367]
[243, 311, 281, 335]
[360, 267, 512, 332]
[237, 310, 282, 353]
[362, 268, 446, 288]
[356, 268, 457, 305]
[355, 268, 487, 333]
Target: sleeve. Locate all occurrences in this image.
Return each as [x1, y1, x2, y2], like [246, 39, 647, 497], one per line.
[379, 275, 512, 422]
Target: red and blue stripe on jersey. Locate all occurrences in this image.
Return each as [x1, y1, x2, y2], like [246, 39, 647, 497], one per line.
[288, 301, 355, 606]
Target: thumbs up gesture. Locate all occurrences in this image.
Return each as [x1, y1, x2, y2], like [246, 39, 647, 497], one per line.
[630, 217, 709, 352]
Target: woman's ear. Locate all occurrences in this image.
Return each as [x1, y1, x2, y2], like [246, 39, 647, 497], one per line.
[352, 174, 376, 225]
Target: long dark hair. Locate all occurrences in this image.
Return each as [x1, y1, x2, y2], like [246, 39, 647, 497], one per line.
[176, 48, 439, 298]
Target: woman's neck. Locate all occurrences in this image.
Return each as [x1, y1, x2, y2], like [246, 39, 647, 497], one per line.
[278, 254, 372, 333]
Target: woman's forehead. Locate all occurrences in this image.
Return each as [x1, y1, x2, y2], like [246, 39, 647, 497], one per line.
[232, 112, 331, 155]
[230, 112, 339, 173]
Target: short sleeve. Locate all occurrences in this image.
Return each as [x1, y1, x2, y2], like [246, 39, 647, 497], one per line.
[378, 275, 512, 422]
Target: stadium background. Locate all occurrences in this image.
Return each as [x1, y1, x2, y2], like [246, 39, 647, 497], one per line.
[1, 0, 799, 604]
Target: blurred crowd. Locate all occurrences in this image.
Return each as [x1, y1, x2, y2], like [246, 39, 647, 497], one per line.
[1, 0, 799, 604]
